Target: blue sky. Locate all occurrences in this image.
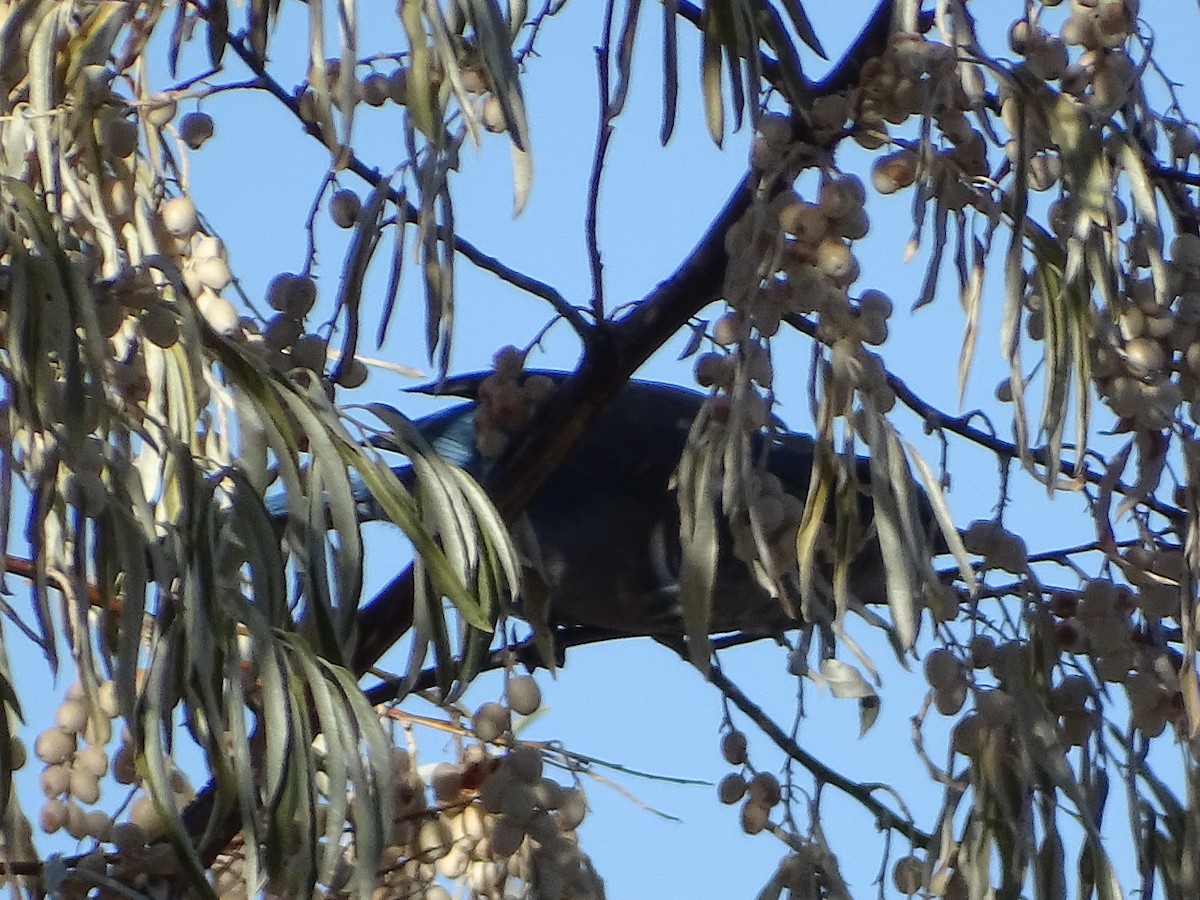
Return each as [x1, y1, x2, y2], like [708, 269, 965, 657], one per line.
[13, 2, 1198, 897]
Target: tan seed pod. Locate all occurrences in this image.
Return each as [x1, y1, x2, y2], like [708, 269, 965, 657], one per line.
[460, 67, 489, 94]
[871, 150, 918, 195]
[815, 239, 856, 282]
[140, 303, 180, 348]
[104, 117, 139, 159]
[387, 68, 408, 104]
[335, 358, 369, 388]
[194, 255, 232, 292]
[145, 93, 177, 127]
[712, 312, 745, 346]
[967, 635, 996, 669]
[178, 111, 215, 149]
[40, 764, 71, 799]
[68, 768, 101, 805]
[56, 699, 89, 734]
[481, 96, 506, 133]
[720, 730, 748, 766]
[103, 176, 133, 220]
[555, 788, 586, 831]
[360, 72, 390, 107]
[746, 771, 781, 807]
[416, 818, 453, 862]
[196, 291, 240, 335]
[266, 272, 317, 316]
[35, 728, 76, 766]
[934, 679, 968, 716]
[437, 843, 471, 880]
[717, 773, 746, 805]
[893, 855, 925, 895]
[928, 649, 968, 693]
[75, 744, 109, 778]
[83, 810, 112, 841]
[1026, 36, 1068, 80]
[160, 196, 198, 237]
[111, 743, 137, 785]
[777, 201, 827, 243]
[39, 799, 68, 834]
[472, 702, 511, 744]
[740, 798, 769, 835]
[506, 745, 543, 784]
[9, 737, 26, 771]
[329, 189, 362, 228]
[65, 800, 88, 839]
[950, 714, 984, 757]
[129, 793, 164, 840]
[506, 676, 541, 716]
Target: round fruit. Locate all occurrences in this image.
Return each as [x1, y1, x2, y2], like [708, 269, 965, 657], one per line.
[105, 117, 139, 158]
[35, 728, 75, 765]
[161, 196, 198, 237]
[506, 675, 541, 716]
[472, 702, 511, 744]
[720, 730, 748, 766]
[178, 111, 215, 149]
[145, 93, 177, 127]
[330, 189, 362, 228]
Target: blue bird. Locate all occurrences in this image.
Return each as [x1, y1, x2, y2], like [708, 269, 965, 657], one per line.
[275, 372, 938, 637]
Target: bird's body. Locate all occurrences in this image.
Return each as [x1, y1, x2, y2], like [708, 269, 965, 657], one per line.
[280, 373, 934, 636]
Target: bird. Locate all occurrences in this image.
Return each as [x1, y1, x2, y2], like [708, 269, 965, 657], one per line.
[273, 371, 941, 637]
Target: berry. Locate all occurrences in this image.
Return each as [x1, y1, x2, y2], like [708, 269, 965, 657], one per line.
[178, 111, 215, 149]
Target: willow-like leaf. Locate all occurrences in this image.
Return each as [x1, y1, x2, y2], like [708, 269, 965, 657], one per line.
[285, 640, 352, 887]
[206, 0, 228, 67]
[795, 425, 833, 626]
[332, 174, 391, 387]
[376, 191, 409, 347]
[677, 410, 719, 670]
[956, 236, 984, 408]
[660, 0, 678, 145]
[363, 402, 519, 625]
[140, 637, 217, 898]
[306, 0, 339, 151]
[610, 0, 643, 118]
[335, 0, 358, 155]
[222, 651, 263, 895]
[401, 0, 436, 139]
[700, 22, 724, 146]
[905, 441, 975, 594]
[754, 2, 811, 110]
[860, 406, 920, 651]
[467, 0, 532, 153]
[778, 0, 826, 58]
[324, 658, 396, 899]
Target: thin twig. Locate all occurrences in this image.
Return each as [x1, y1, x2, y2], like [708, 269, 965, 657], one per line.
[585, 0, 618, 319]
[657, 637, 934, 849]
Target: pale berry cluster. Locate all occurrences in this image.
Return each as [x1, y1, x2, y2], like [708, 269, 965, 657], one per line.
[359, 674, 602, 900]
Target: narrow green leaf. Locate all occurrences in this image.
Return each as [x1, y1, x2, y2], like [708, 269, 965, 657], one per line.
[700, 27, 724, 146]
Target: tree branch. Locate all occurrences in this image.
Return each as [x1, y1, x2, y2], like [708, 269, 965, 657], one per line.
[656, 636, 933, 850]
